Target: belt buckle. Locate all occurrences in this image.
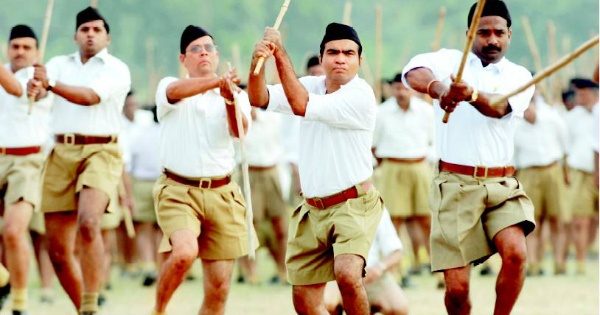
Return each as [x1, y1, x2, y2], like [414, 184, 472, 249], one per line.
[473, 165, 488, 180]
[64, 134, 76, 145]
[312, 197, 325, 210]
[199, 178, 211, 189]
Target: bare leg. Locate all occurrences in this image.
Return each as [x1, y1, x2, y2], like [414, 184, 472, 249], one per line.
[199, 259, 234, 315]
[30, 231, 56, 299]
[3, 201, 34, 290]
[334, 254, 369, 315]
[292, 283, 328, 315]
[525, 217, 543, 275]
[77, 188, 109, 296]
[270, 216, 288, 281]
[548, 217, 566, 273]
[370, 278, 409, 315]
[493, 226, 527, 315]
[154, 230, 198, 313]
[443, 266, 471, 315]
[573, 215, 591, 273]
[45, 212, 82, 309]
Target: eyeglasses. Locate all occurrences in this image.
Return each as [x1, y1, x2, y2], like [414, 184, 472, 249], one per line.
[186, 44, 217, 53]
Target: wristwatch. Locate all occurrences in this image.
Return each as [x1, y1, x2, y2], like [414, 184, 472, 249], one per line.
[46, 79, 56, 91]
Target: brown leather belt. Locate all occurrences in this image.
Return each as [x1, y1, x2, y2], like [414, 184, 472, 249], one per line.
[0, 146, 41, 156]
[248, 165, 277, 171]
[55, 134, 118, 145]
[305, 181, 373, 210]
[164, 169, 231, 189]
[386, 157, 426, 163]
[439, 160, 515, 179]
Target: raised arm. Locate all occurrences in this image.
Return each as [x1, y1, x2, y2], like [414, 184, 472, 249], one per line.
[0, 65, 23, 97]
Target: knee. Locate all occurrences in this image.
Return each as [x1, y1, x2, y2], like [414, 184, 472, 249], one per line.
[503, 246, 527, 267]
[334, 266, 363, 294]
[169, 245, 197, 272]
[78, 217, 101, 242]
[205, 278, 231, 300]
[445, 279, 470, 303]
[2, 224, 24, 247]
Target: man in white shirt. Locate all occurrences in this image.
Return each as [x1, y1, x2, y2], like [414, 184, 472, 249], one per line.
[402, 1, 535, 314]
[0, 24, 52, 315]
[239, 107, 288, 284]
[372, 73, 435, 277]
[324, 208, 408, 315]
[152, 25, 254, 315]
[28, 7, 131, 315]
[514, 96, 568, 276]
[564, 78, 599, 275]
[248, 22, 383, 315]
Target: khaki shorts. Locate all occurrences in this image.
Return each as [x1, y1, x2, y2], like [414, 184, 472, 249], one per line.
[256, 219, 277, 249]
[249, 167, 285, 222]
[568, 169, 599, 216]
[0, 153, 45, 212]
[29, 211, 45, 234]
[429, 172, 535, 272]
[377, 160, 431, 218]
[153, 174, 259, 260]
[365, 272, 398, 304]
[133, 179, 157, 223]
[41, 143, 122, 213]
[285, 187, 383, 285]
[101, 207, 123, 230]
[517, 163, 567, 221]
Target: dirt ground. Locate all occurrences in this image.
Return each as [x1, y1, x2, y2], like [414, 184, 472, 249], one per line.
[0, 251, 597, 315]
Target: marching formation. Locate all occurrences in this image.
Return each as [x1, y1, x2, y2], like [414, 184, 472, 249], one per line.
[0, 1, 597, 315]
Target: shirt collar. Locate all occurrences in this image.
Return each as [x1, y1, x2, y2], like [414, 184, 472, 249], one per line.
[468, 52, 506, 73]
[69, 48, 109, 64]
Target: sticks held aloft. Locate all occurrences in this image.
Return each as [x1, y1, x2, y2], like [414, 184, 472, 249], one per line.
[490, 35, 599, 107]
[252, 0, 291, 76]
[28, 0, 55, 115]
[442, 0, 486, 124]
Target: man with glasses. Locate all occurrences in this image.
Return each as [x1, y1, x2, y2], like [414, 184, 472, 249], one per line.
[151, 25, 255, 315]
[28, 6, 131, 315]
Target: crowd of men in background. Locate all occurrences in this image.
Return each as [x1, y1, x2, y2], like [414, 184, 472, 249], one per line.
[0, 3, 598, 315]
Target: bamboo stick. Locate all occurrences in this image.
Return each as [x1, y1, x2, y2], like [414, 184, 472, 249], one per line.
[28, 0, 54, 115]
[374, 4, 383, 103]
[343, 1, 353, 25]
[252, 0, 291, 76]
[521, 16, 551, 102]
[442, 0, 486, 124]
[227, 62, 255, 259]
[431, 7, 446, 51]
[490, 36, 599, 107]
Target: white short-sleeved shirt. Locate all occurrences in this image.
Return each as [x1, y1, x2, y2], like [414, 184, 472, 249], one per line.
[565, 105, 596, 172]
[129, 121, 162, 180]
[366, 208, 403, 267]
[373, 96, 435, 160]
[402, 49, 535, 167]
[266, 75, 377, 198]
[156, 76, 252, 178]
[0, 64, 53, 147]
[46, 49, 131, 135]
[281, 114, 301, 165]
[514, 102, 567, 168]
[245, 109, 282, 167]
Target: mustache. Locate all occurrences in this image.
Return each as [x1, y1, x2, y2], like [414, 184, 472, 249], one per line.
[482, 45, 501, 53]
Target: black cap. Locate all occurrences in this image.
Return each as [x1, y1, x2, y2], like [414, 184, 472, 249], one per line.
[562, 90, 575, 102]
[319, 23, 362, 56]
[306, 55, 320, 70]
[571, 78, 599, 89]
[76, 6, 110, 33]
[468, 0, 512, 28]
[180, 25, 212, 54]
[9, 25, 37, 46]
